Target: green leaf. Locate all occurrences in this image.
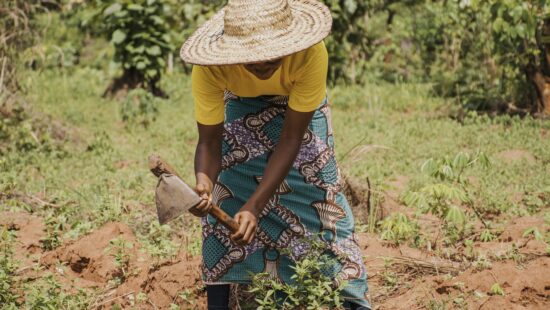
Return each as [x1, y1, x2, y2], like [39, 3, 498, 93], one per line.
[146, 45, 162, 56]
[111, 30, 127, 44]
[453, 152, 469, 170]
[445, 205, 466, 228]
[490, 283, 505, 296]
[104, 3, 122, 16]
[136, 62, 147, 70]
[127, 4, 144, 11]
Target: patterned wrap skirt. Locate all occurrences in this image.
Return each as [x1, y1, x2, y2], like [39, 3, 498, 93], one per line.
[201, 92, 370, 308]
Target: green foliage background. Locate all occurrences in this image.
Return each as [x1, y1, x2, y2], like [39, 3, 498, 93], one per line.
[52, 0, 549, 111]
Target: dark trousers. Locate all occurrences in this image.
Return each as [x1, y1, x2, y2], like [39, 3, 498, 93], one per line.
[206, 284, 369, 310]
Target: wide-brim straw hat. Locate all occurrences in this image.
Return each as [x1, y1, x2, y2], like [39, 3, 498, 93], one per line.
[180, 0, 332, 66]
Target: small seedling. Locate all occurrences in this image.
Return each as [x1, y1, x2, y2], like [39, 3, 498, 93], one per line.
[378, 212, 419, 246]
[480, 229, 495, 242]
[489, 283, 505, 296]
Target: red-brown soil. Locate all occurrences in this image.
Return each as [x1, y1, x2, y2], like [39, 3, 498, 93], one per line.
[0, 211, 45, 266]
[2, 211, 549, 309]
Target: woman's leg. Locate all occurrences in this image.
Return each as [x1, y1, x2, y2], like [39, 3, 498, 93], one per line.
[206, 284, 230, 310]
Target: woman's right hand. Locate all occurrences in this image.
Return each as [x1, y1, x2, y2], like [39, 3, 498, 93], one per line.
[191, 181, 213, 217]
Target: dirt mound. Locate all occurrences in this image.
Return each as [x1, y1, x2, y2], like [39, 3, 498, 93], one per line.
[436, 257, 550, 309]
[37, 220, 205, 308]
[41, 222, 142, 286]
[106, 256, 206, 309]
[0, 211, 45, 265]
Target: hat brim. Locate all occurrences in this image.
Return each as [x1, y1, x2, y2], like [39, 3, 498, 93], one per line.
[180, 0, 332, 66]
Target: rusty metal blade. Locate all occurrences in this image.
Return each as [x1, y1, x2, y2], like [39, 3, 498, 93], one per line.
[155, 174, 201, 224]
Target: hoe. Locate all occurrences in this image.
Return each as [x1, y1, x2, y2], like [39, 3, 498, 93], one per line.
[148, 154, 239, 233]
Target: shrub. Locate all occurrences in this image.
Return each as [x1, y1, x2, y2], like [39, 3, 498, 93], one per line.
[90, 0, 175, 97]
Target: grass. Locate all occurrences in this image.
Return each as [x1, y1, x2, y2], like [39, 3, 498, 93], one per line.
[2, 62, 549, 242]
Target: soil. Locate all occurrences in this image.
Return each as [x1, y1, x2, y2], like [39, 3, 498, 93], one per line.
[2, 207, 549, 309]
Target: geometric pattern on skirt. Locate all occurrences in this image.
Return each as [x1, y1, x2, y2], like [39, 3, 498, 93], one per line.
[201, 92, 371, 308]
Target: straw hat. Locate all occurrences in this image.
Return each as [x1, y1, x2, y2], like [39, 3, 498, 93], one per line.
[180, 0, 332, 65]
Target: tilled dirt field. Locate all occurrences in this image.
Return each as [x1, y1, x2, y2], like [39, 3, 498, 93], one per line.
[2, 209, 549, 310]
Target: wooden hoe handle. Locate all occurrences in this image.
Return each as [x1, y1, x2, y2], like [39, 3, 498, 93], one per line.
[148, 154, 240, 233]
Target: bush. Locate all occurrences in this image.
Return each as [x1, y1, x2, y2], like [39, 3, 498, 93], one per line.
[88, 0, 175, 97]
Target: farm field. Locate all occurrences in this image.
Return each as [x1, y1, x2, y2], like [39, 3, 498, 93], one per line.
[1, 64, 549, 309]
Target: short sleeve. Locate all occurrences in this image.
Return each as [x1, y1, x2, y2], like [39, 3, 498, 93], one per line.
[288, 42, 328, 112]
[191, 65, 225, 125]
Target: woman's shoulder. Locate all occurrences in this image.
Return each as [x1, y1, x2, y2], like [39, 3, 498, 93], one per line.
[286, 40, 328, 76]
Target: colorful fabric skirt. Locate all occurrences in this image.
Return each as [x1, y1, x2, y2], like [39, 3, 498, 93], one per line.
[201, 92, 370, 308]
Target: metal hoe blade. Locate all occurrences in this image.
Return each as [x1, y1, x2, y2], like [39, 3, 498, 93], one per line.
[155, 174, 201, 224]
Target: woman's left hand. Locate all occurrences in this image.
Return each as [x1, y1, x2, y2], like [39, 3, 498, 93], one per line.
[231, 209, 258, 245]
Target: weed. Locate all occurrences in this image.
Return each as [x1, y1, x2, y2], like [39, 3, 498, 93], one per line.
[23, 273, 92, 309]
[452, 294, 468, 309]
[174, 288, 197, 309]
[522, 187, 550, 215]
[489, 283, 505, 296]
[40, 213, 67, 251]
[523, 227, 544, 241]
[0, 228, 19, 307]
[106, 236, 134, 284]
[495, 244, 525, 264]
[381, 270, 398, 288]
[427, 299, 448, 310]
[479, 229, 496, 242]
[472, 255, 492, 271]
[121, 88, 160, 128]
[139, 221, 178, 260]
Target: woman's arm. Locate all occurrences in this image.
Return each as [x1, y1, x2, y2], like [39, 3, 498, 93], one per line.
[191, 123, 223, 217]
[232, 107, 315, 244]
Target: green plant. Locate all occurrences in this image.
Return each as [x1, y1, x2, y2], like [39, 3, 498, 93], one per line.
[489, 282, 505, 296]
[91, 0, 174, 97]
[0, 228, 19, 307]
[523, 227, 544, 241]
[480, 229, 496, 242]
[140, 221, 178, 260]
[40, 213, 68, 251]
[23, 273, 92, 309]
[107, 236, 134, 284]
[120, 88, 160, 128]
[378, 212, 419, 246]
[426, 299, 448, 310]
[321, 0, 369, 85]
[402, 152, 490, 243]
[249, 238, 346, 310]
[381, 257, 398, 288]
[472, 255, 492, 271]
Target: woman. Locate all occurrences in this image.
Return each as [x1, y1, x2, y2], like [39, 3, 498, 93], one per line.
[180, 0, 370, 309]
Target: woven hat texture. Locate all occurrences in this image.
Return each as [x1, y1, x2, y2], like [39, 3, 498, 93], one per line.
[180, 0, 332, 65]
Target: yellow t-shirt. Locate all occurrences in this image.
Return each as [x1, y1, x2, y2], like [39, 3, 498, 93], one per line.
[191, 41, 328, 125]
